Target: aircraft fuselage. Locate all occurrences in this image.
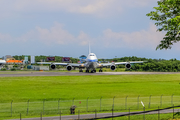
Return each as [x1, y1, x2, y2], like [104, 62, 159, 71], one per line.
[83, 53, 99, 72]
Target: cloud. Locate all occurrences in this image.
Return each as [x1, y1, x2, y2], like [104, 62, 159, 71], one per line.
[0, 22, 166, 50]
[0, 33, 12, 43]
[3, 22, 89, 46]
[97, 23, 165, 49]
[0, 0, 158, 19]
[123, 0, 157, 7]
[77, 31, 91, 45]
[35, 23, 75, 45]
[33, 23, 93, 46]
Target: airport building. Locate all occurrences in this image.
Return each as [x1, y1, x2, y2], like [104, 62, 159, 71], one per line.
[6, 60, 23, 64]
[2, 55, 15, 61]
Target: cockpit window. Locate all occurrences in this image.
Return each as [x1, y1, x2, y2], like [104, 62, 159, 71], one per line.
[90, 54, 94, 56]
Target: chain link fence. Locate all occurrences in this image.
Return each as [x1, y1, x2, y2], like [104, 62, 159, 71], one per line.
[0, 95, 179, 119]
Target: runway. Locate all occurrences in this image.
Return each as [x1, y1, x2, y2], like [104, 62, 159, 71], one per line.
[0, 71, 180, 77]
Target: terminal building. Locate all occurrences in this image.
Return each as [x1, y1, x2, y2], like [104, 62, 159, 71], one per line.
[6, 60, 23, 64]
[2, 55, 15, 61]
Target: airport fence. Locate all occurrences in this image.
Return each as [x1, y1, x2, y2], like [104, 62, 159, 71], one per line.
[0, 95, 180, 119]
[6, 105, 180, 120]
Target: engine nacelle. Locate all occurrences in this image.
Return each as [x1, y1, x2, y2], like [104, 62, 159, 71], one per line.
[110, 65, 116, 71]
[66, 65, 72, 71]
[125, 63, 131, 69]
[50, 64, 56, 69]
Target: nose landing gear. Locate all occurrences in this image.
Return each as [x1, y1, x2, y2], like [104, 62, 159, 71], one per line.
[99, 70, 103, 72]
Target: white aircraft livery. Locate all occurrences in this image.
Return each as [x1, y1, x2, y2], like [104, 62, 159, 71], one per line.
[37, 47, 144, 73]
[0, 60, 6, 65]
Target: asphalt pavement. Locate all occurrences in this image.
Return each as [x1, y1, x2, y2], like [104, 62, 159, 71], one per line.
[0, 71, 180, 77]
[10, 109, 180, 120]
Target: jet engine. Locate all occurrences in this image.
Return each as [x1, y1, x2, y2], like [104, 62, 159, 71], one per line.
[110, 65, 116, 71]
[125, 63, 131, 69]
[66, 65, 72, 71]
[50, 64, 56, 69]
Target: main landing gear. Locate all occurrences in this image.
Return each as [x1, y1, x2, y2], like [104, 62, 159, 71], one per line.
[85, 70, 103, 73]
[91, 70, 96, 73]
[86, 70, 89, 73]
[79, 69, 83, 72]
[85, 70, 96, 73]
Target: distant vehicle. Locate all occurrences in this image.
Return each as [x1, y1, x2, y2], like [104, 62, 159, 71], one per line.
[0, 60, 6, 65]
[37, 45, 145, 73]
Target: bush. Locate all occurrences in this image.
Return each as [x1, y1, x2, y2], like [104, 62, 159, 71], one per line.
[13, 65, 18, 68]
[1, 68, 6, 71]
[11, 68, 16, 71]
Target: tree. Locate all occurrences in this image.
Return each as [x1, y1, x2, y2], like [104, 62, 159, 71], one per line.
[146, 0, 180, 50]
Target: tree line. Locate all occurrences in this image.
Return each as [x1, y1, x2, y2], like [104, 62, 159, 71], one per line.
[129, 58, 180, 72]
[13, 55, 79, 63]
[12, 55, 180, 72]
[102, 56, 180, 72]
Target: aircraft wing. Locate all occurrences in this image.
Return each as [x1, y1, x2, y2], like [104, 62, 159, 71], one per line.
[37, 62, 54, 65]
[100, 61, 144, 67]
[37, 62, 84, 67]
[115, 61, 144, 65]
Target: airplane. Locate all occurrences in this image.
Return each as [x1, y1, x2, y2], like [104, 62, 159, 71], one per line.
[37, 46, 145, 73]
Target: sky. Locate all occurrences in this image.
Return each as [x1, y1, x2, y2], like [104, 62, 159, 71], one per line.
[0, 0, 179, 60]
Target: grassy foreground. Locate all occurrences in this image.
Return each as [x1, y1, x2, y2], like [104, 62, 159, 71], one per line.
[0, 74, 180, 101]
[0, 74, 180, 119]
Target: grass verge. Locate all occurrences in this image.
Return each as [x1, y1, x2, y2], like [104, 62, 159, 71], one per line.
[0, 74, 180, 119]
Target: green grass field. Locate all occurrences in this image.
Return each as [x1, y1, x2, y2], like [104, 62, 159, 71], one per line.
[0, 74, 180, 119]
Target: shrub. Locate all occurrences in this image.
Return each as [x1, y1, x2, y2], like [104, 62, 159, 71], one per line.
[13, 65, 18, 68]
[11, 68, 16, 71]
[1, 68, 6, 71]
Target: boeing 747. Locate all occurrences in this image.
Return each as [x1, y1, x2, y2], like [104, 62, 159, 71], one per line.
[37, 47, 144, 73]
